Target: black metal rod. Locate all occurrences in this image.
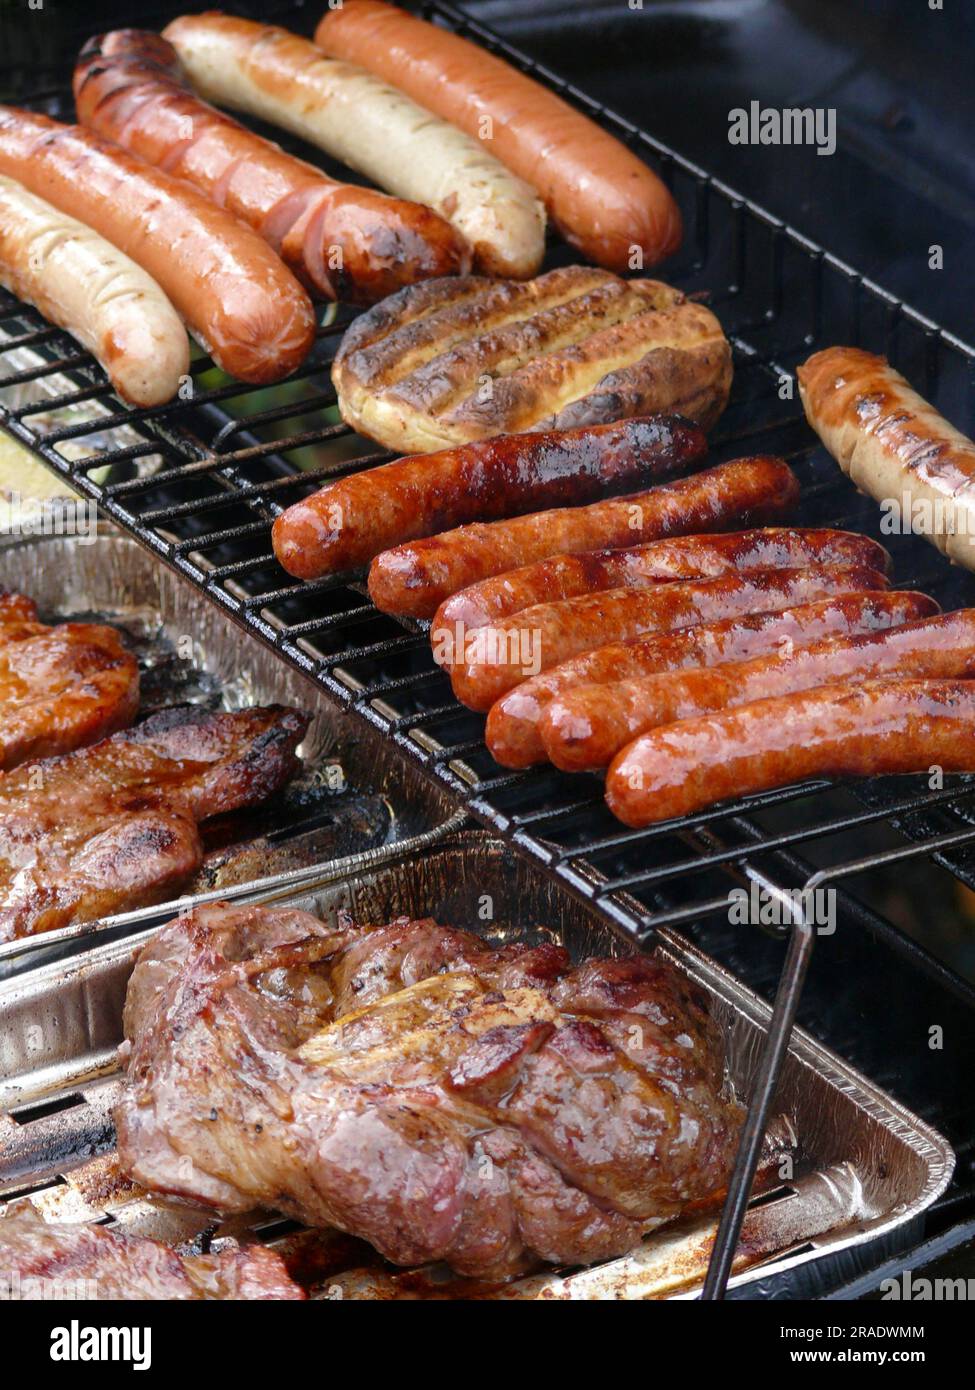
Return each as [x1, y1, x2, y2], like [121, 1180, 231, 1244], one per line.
[700, 909, 817, 1299]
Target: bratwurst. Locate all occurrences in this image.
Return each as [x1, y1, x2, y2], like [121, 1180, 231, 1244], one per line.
[74, 29, 469, 304]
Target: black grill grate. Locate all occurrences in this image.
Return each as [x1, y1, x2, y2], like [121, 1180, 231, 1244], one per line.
[3, 0, 975, 1297]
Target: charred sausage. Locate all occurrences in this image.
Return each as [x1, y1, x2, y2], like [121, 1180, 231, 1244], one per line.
[798, 346, 975, 569]
[370, 456, 800, 619]
[273, 416, 706, 580]
[452, 564, 890, 712]
[314, 0, 682, 272]
[0, 107, 314, 384]
[542, 607, 975, 771]
[73, 30, 470, 305]
[435, 527, 892, 639]
[606, 679, 975, 827]
[163, 13, 545, 279]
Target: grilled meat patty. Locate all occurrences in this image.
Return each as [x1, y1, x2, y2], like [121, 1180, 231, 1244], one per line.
[332, 266, 733, 452]
[0, 704, 308, 940]
[0, 1214, 303, 1300]
[0, 619, 139, 769]
[116, 903, 743, 1280]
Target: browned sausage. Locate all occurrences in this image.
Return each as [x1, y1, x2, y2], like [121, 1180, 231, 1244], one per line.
[0, 106, 315, 384]
[73, 30, 470, 305]
[273, 416, 706, 580]
[435, 527, 892, 640]
[798, 346, 975, 569]
[485, 590, 938, 768]
[314, 0, 682, 273]
[606, 679, 975, 827]
[542, 607, 975, 771]
[452, 564, 890, 712]
[370, 457, 800, 619]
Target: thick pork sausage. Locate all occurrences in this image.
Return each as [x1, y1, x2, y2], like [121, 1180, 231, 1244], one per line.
[606, 679, 975, 827]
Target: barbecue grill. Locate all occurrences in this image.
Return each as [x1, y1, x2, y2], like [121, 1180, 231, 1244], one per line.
[1, 0, 974, 1301]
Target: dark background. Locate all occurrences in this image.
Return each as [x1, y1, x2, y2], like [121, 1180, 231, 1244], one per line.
[2, 0, 973, 341]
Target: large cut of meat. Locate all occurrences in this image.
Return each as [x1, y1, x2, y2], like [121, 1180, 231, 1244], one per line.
[0, 618, 139, 769]
[116, 903, 743, 1281]
[0, 1213, 303, 1300]
[0, 704, 308, 940]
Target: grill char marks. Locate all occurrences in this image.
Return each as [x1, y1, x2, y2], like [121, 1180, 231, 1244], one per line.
[333, 267, 733, 453]
[116, 903, 742, 1281]
[0, 703, 308, 941]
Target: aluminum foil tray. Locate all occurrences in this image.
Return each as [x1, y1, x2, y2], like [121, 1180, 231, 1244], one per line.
[0, 836, 953, 1300]
[0, 529, 461, 972]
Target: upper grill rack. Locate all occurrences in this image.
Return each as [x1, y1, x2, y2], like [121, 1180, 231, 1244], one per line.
[3, 0, 975, 1303]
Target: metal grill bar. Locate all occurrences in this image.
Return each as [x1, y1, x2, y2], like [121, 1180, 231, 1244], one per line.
[2, 0, 975, 1300]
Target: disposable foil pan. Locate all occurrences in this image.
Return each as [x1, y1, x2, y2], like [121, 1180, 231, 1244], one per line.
[0, 528, 462, 970]
[0, 835, 953, 1300]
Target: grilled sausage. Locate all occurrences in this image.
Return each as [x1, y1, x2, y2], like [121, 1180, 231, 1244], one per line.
[314, 0, 682, 273]
[435, 527, 892, 639]
[0, 173, 188, 406]
[273, 416, 706, 581]
[73, 30, 470, 305]
[486, 590, 936, 768]
[0, 107, 314, 384]
[798, 346, 975, 568]
[452, 565, 890, 712]
[606, 679, 975, 827]
[163, 14, 545, 279]
[542, 607, 975, 771]
[371, 456, 800, 619]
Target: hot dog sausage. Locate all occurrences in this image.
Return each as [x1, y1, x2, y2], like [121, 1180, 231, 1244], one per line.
[486, 590, 936, 768]
[314, 0, 682, 273]
[0, 173, 188, 407]
[798, 346, 975, 568]
[452, 564, 890, 712]
[435, 527, 892, 639]
[542, 607, 975, 771]
[73, 30, 470, 305]
[0, 107, 315, 384]
[163, 14, 546, 279]
[606, 679, 975, 827]
[273, 415, 706, 580]
[370, 456, 800, 619]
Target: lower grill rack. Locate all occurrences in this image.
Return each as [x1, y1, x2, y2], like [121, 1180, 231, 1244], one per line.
[1, 0, 975, 1299]
[0, 837, 954, 1301]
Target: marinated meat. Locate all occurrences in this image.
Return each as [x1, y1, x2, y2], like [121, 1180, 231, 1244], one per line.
[0, 620, 139, 768]
[0, 1213, 303, 1300]
[116, 903, 742, 1281]
[0, 704, 308, 940]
